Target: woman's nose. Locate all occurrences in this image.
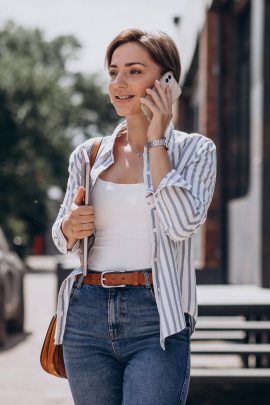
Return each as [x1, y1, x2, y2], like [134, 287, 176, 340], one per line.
[113, 72, 127, 88]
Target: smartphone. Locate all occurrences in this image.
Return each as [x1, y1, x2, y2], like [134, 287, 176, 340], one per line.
[141, 72, 182, 121]
[82, 147, 90, 276]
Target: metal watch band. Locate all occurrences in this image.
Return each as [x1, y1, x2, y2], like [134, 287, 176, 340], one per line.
[146, 139, 168, 151]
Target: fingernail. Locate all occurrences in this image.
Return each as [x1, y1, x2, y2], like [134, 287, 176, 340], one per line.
[156, 80, 160, 84]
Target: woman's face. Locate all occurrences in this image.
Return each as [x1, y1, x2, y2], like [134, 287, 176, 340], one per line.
[108, 42, 162, 118]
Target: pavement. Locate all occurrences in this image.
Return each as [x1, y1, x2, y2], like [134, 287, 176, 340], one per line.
[0, 272, 73, 405]
[25, 254, 80, 273]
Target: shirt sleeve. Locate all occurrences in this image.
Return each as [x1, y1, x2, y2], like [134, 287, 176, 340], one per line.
[153, 134, 216, 242]
[52, 145, 83, 254]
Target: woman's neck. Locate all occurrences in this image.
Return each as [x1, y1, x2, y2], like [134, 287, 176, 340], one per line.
[125, 114, 149, 150]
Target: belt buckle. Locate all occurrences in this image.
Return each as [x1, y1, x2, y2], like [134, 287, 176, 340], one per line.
[101, 270, 126, 288]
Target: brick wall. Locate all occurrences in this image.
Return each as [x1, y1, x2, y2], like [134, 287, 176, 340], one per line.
[198, 9, 221, 270]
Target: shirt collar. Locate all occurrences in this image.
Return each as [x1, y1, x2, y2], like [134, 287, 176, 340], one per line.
[97, 120, 126, 159]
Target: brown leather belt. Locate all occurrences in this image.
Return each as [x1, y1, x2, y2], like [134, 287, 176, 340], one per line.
[76, 271, 153, 288]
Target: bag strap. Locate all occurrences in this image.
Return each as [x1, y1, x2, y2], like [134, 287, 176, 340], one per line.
[89, 137, 103, 168]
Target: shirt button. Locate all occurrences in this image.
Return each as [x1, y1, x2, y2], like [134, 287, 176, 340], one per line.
[154, 258, 158, 262]
[153, 228, 157, 232]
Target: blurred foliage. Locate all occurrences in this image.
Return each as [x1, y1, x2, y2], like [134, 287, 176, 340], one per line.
[0, 21, 118, 250]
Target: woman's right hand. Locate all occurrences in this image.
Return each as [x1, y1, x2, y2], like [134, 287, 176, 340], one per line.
[61, 187, 95, 250]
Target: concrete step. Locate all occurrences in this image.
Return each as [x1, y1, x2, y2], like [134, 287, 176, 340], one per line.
[191, 367, 270, 382]
[196, 320, 270, 331]
[191, 343, 270, 355]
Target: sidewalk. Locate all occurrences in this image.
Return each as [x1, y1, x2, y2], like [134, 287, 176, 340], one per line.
[25, 254, 80, 273]
[0, 272, 73, 405]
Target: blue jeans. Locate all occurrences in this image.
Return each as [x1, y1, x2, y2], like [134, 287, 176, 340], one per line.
[63, 271, 191, 405]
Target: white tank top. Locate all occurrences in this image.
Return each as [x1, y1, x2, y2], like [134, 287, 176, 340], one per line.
[88, 177, 152, 271]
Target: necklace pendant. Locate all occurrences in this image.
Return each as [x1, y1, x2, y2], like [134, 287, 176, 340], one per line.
[137, 153, 141, 157]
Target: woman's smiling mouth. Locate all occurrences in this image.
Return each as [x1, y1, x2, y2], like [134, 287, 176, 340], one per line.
[115, 95, 135, 100]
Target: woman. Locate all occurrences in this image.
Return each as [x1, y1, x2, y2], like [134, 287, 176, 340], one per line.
[52, 29, 216, 405]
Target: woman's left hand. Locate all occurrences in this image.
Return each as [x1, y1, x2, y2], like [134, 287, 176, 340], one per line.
[140, 79, 172, 141]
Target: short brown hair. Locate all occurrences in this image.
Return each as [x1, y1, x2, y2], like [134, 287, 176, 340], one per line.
[105, 29, 181, 83]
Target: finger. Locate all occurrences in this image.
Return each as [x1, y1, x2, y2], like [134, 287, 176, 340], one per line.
[141, 95, 172, 122]
[80, 214, 95, 223]
[145, 83, 172, 113]
[140, 96, 160, 116]
[78, 223, 95, 238]
[77, 206, 95, 216]
[71, 220, 95, 239]
[154, 80, 172, 107]
[73, 187, 85, 207]
[67, 210, 94, 236]
[145, 87, 164, 110]
[81, 222, 95, 232]
[71, 205, 94, 217]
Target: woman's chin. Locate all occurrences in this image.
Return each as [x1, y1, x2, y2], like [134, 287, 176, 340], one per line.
[115, 110, 127, 117]
[114, 108, 145, 119]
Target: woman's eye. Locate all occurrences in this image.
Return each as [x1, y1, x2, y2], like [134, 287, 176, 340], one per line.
[108, 69, 141, 77]
[130, 69, 141, 75]
[109, 71, 117, 77]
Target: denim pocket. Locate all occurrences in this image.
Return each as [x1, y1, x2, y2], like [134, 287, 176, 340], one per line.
[69, 281, 80, 304]
[145, 285, 156, 303]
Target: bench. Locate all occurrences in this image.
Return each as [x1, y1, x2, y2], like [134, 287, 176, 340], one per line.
[191, 343, 270, 355]
[191, 367, 270, 382]
[188, 286, 270, 400]
[195, 320, 270, 331]
[192, 320, 270, 341]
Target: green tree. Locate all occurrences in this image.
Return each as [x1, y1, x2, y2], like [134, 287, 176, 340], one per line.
[0, 21, 118, 251]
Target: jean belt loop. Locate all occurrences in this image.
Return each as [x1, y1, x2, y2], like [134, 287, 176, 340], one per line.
[143, 270, 151, 289]
[77, 274, 85, 289]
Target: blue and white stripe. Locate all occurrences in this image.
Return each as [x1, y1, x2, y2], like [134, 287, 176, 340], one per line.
[52, 121, 216, 349]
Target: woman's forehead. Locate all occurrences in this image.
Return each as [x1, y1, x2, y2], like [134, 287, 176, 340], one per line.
[110, 42, 152, 66]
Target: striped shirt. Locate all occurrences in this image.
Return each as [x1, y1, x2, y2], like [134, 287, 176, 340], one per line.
[52, 121, 216, 349]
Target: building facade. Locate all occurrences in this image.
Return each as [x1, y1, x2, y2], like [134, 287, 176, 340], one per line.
[175, 0, 269, 287]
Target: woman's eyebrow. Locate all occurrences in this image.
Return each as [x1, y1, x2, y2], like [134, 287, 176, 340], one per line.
[109, 62, 147, 68]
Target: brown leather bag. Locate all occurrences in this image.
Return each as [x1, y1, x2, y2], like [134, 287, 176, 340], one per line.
[40, 137, 103, 379]
[40, 315, 67, 378]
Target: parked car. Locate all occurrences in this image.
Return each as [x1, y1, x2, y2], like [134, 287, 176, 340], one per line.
[0, 227, 26, 346]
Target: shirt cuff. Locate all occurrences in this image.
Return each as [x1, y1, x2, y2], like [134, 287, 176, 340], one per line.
[67, 239, 80, 254]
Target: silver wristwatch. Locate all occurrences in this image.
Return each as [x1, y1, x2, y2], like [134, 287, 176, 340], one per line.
[146, 139, 168, 151]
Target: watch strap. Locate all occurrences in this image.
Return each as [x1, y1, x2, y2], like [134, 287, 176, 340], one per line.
[146, 138, 168, 151]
